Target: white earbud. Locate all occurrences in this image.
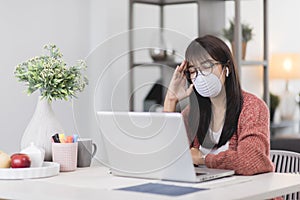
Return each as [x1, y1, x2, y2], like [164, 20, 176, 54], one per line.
[225, 67, 229, 77]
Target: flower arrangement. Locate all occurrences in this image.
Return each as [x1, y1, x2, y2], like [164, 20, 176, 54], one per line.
[222, 19, 253, 43]
[14, 44, 88, 102]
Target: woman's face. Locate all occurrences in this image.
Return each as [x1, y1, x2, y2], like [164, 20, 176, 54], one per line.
[185, 40, 229, 87]
[186, 56, 226, 85]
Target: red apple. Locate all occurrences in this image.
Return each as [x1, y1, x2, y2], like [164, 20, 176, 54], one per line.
[10, 153, 31, 168]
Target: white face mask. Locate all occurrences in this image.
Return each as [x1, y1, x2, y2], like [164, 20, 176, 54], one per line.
[193, 69, 224, 98]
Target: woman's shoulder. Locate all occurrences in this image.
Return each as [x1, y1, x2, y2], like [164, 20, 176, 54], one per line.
[241, 90, 269, 118]
[242, 90, 268, 109]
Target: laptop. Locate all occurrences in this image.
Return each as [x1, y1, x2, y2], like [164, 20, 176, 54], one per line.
[96, 111, 234, 183]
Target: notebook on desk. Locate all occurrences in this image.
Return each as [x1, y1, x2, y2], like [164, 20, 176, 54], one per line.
[96, 111, 234, 183]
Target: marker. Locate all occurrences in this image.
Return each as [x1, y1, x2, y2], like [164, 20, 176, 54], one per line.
[66, 136, 73, 143]
[59, 133, 66, 143]
[52, 133, 60, 143]
[73, 134, 78, 143]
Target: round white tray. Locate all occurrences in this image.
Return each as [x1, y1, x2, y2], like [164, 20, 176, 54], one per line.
[0, 162, 60, 179]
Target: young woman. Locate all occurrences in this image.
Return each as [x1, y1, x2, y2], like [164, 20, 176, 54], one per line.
[164, 35, 274, 175]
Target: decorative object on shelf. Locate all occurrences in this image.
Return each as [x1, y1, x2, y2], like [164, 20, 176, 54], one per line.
[222, 19, 253, 60]
[149, 48, 175, 62]
[270, 53, 300, 121]
[270, 93, 280, 122]
[20, 142, 45, 167]
[149, 30, 175, 62]
[14, 44, 88, 161]
[298, 92, 300, 107]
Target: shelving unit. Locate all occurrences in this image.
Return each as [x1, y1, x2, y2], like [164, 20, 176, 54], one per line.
[233, 0, 269, 107]
[129, 0, 269, 111]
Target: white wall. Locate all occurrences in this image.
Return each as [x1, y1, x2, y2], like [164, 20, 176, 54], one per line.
[0, 0, 90, 154]
[1, 0, 300, 154]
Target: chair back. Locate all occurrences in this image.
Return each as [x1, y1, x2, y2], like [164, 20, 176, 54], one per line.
[270, 150, 300, 173]
[270, 150, 300, 200]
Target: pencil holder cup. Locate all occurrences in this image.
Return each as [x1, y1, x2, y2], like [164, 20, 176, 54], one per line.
[52, 142, 78, 172]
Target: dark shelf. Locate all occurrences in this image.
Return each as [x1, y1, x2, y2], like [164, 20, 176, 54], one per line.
[241, 60, 268, 66]
[270, 120, 296, 129]
[132, 61, 180, 68]
[132, 0, 233, 6]
[132, 60, 267, 68]
[132, 0, 196, 6]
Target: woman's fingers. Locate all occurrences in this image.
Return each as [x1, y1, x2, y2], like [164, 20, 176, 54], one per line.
[177, 60, 186, 72]
[174, 60, 187, 79]
[186, 84, 194, 96]
[174, 61, 186, 79]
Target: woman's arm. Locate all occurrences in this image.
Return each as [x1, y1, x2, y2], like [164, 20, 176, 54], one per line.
[163, 95, 178, 112]
[205, 94, 274, 175]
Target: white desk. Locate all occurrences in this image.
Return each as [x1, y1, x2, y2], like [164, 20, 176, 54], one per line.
[0, 166, 299, 200]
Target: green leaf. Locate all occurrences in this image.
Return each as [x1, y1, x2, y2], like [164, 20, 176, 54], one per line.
[14, 44, 88, 101]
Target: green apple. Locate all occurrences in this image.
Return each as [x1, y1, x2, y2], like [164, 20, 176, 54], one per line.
[0, 150, 11, 168]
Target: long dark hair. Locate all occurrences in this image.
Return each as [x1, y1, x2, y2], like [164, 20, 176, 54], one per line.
[185, 35, 243, 148]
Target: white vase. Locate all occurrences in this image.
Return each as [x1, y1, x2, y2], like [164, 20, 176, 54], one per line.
[21, 97, 64, 161]
[279, 91, 298, 121]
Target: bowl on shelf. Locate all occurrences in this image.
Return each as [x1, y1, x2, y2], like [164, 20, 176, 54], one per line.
[149, 48, 175, 62]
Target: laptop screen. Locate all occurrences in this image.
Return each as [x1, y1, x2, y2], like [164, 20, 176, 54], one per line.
[96, 111, 192, 174]
[96, 111, 234, 182]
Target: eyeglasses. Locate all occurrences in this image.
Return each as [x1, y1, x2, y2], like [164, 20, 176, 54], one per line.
[184, 61, 221, 81]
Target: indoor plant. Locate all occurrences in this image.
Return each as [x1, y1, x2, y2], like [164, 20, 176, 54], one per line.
[15, 44, 88, 102]
[222, 19, 253, 59]
[270, 92, 280, 122]
[14, 44, 88, 160]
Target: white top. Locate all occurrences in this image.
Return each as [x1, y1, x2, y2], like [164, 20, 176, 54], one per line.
[200, 127, 229, 156]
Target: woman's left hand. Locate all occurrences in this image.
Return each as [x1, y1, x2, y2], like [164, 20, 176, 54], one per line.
[190, 147, 205, 165]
